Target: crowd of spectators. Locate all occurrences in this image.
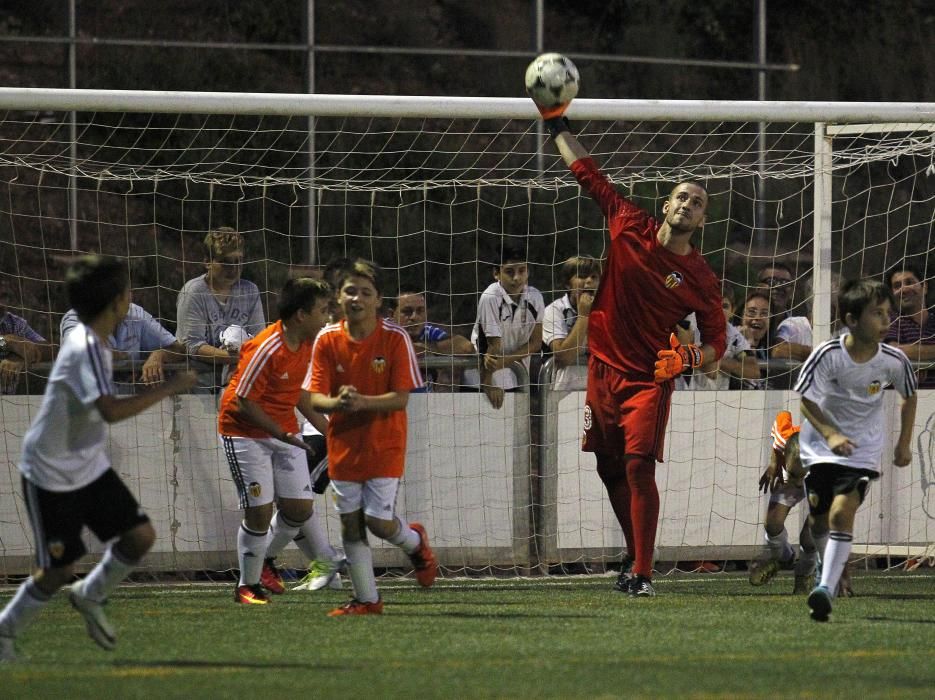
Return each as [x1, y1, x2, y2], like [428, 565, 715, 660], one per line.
[3, 228, 935, 399]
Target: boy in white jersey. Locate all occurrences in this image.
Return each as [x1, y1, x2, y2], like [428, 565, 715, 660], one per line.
[0, 256, 196, 661]
[794, 278, 917, 622]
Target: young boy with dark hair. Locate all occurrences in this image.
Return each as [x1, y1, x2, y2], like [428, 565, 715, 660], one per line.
[217, 277, 336, 605]
[0, 255, 196, 661]
[471, 244, 544, 408]
[795, 278, 917, 621]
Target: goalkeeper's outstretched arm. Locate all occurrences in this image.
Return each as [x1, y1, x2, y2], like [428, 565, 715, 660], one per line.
[543, 118, 589, 168]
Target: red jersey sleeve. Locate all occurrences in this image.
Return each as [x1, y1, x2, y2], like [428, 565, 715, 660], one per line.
[387, 325, 424, 392]
[570, 158, 656, 243]
[306, 331, 334, 396]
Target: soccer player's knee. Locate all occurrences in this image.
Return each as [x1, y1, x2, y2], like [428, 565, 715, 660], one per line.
[364, 515, 395, 539]
[279, 500, 313, 524]
[120, 521, 156, 559]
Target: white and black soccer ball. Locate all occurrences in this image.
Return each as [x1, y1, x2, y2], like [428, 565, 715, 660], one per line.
[220, 324, 251, 352]
[524, 53, 579, 108]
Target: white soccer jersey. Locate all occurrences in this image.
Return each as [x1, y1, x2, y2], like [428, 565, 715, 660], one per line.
[542, 294, 588, 392]
[19, 324, 114, 491]
[794, 334, 916, 473]
[471, 281, 544, 389]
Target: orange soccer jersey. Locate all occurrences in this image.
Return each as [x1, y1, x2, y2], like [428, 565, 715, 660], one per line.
[218, 320, 313, 438]
[304, 318, 422, 481]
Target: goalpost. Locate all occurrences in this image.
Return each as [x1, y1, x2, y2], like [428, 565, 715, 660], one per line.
[0, 88, 934, 579]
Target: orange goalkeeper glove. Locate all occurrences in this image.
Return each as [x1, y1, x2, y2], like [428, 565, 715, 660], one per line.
[654, 333, 703, 383]
[537, 101, 570, 120]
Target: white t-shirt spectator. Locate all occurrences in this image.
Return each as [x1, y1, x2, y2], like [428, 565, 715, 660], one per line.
[471, 281, 544, 390]
[776, 315, 813, 347]
[542, 294, 588, 392]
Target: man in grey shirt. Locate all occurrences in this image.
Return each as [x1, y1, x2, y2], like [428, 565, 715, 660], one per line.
[176, 227, 265, 392]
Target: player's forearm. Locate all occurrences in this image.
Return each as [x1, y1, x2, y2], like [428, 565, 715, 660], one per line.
[357, 391, 409, 412]
[298, 391, 329, 434]
[94, 377, 189, 423]
[309, 392, 341, 413]
[897, 394, 918, 451]
[552, 130, 589, 168]
[233, 396, 287, 439]
[800, 397, 841, 443]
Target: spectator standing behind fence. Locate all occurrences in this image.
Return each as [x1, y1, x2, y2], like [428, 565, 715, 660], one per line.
[0, 255, 196, 662]
[61, 303, 187, 393]
[537, 105, 726, 598]
[0, 278, 50, 394]
[542, 256, 602, 392]
[471, 245, 544, 409]
[689, 283, 761, 390]
[176, 227, 266, 392]
[884, 263, 935, 387]
[389, 287, 475, 391]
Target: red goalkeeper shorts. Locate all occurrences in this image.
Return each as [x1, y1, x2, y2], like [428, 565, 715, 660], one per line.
[581, 356, 674, 462]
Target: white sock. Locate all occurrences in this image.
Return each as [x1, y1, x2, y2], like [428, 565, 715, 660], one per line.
[238, 524, 269, 587]
[819, 531, 853, 595]
[266, 511, 303, 560]
[81, 544, 137, 602]
[386, 517, 421, 555]
[343, 538, 379, 604]
[765, 528, 793, 562]
[0, 577, 51, 637]
[293, 511, 338, 562]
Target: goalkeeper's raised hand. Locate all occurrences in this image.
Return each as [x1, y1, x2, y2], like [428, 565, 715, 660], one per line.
[654, 333, 703, 383]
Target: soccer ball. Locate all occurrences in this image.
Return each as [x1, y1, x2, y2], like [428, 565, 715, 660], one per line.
[524, 53, 579, 109]
[220, 324, 251, 352]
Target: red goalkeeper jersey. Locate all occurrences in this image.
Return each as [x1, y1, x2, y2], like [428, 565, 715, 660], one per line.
[570, 158, 726, 379]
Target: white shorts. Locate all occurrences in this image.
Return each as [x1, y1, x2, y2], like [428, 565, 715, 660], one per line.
[220, 435, 313, 509]
[330, 478, 399, 519]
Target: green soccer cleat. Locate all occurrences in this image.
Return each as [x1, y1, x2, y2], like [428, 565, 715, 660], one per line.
[807, 585, 833, 622]
[293, 558, 344, 591]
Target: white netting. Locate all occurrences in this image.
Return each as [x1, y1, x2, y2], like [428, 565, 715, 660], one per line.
[1, 94, 933, 578]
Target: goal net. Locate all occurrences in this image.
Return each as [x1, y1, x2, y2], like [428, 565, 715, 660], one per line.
[0, 90, 933, 579]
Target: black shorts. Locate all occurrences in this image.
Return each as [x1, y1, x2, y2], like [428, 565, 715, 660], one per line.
[23, 469, 150, 569]
[805, 463, 878, 517]
[302, 434, 330, 495]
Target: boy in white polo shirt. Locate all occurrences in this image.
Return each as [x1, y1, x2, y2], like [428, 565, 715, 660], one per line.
[472, 244, 544, 408]
[0, 255, 196, 661]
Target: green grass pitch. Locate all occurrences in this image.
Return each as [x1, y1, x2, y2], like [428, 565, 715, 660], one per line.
[1, 571, 933, 698]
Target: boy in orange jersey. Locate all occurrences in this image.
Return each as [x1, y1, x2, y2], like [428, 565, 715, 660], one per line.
[305, 259, 437, 616]
[218, 277, 333, 605]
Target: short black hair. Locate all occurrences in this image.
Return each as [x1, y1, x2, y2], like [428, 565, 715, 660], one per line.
[277, 277, 331, 319]
[884, 262, 926, 290]
[837, 277, 895, 326]
[66, 255, 129, 323]
[497, 244, 526, 267]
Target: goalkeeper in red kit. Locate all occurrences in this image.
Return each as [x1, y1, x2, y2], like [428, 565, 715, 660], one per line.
[535, 100, 727, 597]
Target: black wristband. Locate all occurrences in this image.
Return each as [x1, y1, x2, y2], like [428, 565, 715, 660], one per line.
[544, 116, 571, 138]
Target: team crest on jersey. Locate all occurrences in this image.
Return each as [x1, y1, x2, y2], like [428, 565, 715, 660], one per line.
[583, 404, 592, 431]
[248, 481, 262, 498]
[47, 539, 65, 560]
[867, 380, 882, 396]
[664, 271, 684, 289]
[372, 356, 387, 374]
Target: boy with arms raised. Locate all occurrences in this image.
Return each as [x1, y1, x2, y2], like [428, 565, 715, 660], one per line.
[795, 278, 916, 621]
[218, 277, 337, 605]
[0, 256, 196, 661]
[306, 259, 437, 616]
